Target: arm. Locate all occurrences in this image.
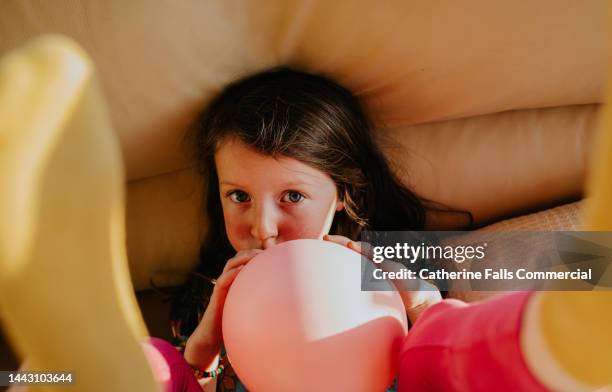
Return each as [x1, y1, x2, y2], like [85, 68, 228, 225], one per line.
[323, 235, 442, 324]
[184, 250, 262, 382]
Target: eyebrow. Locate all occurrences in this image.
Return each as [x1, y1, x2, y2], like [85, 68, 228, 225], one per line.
[220, 180, 315, 187]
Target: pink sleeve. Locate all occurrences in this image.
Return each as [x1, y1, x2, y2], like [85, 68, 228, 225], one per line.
[398, 292, 549, 392]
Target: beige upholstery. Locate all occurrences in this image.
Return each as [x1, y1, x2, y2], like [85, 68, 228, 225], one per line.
[476, 201, 582, 232]
[380, 105, 597, 226]
[0, 1, 605, 288]
[126, 168, 205, 290]
[126, 106, 597, 289]
[448, 201, 584, 302]
[0, 1, 605, 174]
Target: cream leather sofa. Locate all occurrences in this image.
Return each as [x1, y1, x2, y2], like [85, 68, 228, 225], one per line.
[0, 0, 607, 380]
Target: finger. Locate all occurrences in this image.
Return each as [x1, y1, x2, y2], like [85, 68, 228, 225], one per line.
[323, 234, 352, 247]
[374, 259, 423, 292]
[214, 265, 245, 292]
[222, 249, 263, 273]
[347, 241, 376, 260]
[325, 236, 376, 261]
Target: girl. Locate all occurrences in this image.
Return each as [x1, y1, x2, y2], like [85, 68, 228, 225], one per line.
[149, 66, 611, 392]
[159, 66, 444, 391]
[5, 56, 608, 392]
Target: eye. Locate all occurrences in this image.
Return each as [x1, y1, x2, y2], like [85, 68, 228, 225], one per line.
[228, 190, 251, 203]
[282, 191, 304, 204]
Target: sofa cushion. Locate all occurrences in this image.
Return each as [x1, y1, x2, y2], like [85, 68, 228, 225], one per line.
[0, 0, 605, 180]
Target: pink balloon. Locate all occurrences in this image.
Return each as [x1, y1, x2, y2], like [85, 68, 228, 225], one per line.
[223, 239, 408, 392]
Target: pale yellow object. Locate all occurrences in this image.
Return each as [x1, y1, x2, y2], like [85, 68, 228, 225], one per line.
[0, 36, 159, 391]
[522, 43, 612, 391]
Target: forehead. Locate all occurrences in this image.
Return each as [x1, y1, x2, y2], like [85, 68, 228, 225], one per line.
[214, 139, 332, 186]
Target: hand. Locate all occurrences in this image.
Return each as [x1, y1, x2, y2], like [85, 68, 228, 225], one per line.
[323, 234, 442, 324]
[184, 249, 263, 371]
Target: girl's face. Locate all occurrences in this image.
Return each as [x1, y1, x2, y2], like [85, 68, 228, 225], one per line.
[215, 139, 344, 251]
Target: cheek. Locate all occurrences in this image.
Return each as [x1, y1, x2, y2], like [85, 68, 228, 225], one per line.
[277, 221, 308, 240]
[222, 209, 251, 248]
[279, 205, 334, 240]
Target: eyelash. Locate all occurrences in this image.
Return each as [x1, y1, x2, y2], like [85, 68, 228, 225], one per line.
[228, 190, 250, 203]
[283, 191, 304, 203]
[226, 190, 305, 204]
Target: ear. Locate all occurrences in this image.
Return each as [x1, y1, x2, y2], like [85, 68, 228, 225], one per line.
[335, 200, 344, 211]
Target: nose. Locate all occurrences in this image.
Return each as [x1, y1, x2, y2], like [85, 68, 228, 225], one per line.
[250, 201, 279, 248]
